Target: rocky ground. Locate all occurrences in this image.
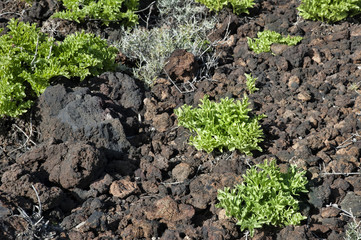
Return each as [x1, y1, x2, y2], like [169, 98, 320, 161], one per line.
[1, 0, 361, 239]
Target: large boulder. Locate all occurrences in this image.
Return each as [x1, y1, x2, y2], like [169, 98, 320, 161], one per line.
[37, 84, 130, 157]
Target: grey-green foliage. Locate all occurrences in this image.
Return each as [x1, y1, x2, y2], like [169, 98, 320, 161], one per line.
[247, 30, 303, 54]
[195, 0, 255, 15]
[345, 220, 361, 240]
[115, 0, 217, 85]
[0, 19, 117, 117]
[52, 0, 139, 26]
[158, 0, 210, 24]
[217, 159, 308, 237]
[175, 94, 265, 154]
[298, 0, 361, 23]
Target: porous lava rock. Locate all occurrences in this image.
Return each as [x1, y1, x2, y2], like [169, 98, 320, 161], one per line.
[164, 49, 199, 83]
[98, 72, 144, 111]
[146, 196, 195, 229]
[41, 140, 107, 189]
[37, 84, 130, 157]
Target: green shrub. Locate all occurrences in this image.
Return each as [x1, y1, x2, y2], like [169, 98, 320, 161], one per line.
[195, 0, 255, 15]
[174, 94, 265, 154]
[247, 30, 303, 54]
[52, 0, 139, 26]
[217, 159, 308, 237]
[298, 0, 361, 23]
[0, 19, 117, 118]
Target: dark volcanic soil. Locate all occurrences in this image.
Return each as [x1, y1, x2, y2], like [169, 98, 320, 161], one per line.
[1, 0, 361, 239]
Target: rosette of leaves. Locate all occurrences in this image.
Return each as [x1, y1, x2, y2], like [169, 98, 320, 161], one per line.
[0, 19, 117, 117]
[175, 94, 265, 154]
[52, 0, 139, 26]
[217, 159, 308, 237]
[195, 0, 255, 15]
[298, 0, 361, 23]
[247, 30, 303, 54]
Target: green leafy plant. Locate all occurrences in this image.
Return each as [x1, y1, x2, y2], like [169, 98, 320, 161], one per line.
[298, 0, 361, 23]
[247, 30, 303, 54]
[245, 73, 258, 94]
[52, 0, 139, 26]
[0, 19, 117, 117]
[195, 0, 255, 15]
[175, 94, 265, 154]
[217, 159, 308, 237]
[21, 0, 33, 4]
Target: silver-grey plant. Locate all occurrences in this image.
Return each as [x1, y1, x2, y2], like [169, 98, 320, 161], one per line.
[114, 0, 221, 85]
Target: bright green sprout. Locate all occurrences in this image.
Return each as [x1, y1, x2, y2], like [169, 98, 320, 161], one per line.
[195, 0, 255, 15]
[247, 30, 303, 54]
[245, 73, 258, 94]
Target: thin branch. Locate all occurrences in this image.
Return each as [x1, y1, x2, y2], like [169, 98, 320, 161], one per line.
[320, 162, 361, 176]
[30, 34, 40, 69]
[13, 123, 36, 145]
[320, 172, 361, 176]
[165, 70, 196, 94]
[0, 12, 22, 17]
[336, 132, 361, 149]
[161, 181, 184, 185]
[134, 1, 156, 14]
[145, 2, 154, 29]
[32, 185, 42, 219]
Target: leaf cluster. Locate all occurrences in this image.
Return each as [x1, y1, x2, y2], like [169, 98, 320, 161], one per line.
[245, 73, 258, 94]
[298, 0, 361, 23]
[0, 19, 117, 117]
[216, 159, 308, 237]
[20, 0, 33, 4]
[247, 30, 303, 54]
[175, 94, 265, 155]
[195, 0, 255, 15]
[52, 0, 139, 26]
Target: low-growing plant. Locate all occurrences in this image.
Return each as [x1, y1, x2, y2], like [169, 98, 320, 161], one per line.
[245, 73, 258, 94]
[52, 0, 139, 26]
[195, 0, 255, 15]
[327, 203, 361, 240]
[15, 185, 56, 239]
[0, 19, 117, 117]
[115, 0, 218, 85]
[217, 159, 308, 237]
[298, 0, 361, 23]
[174, 94, 265, 154]
[21, 0, 33, 4]
[247, 30, 303, 54]
[158, 0, 210, 25]
[349, 81, 361, 93]
[345, 217, 361, 240]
